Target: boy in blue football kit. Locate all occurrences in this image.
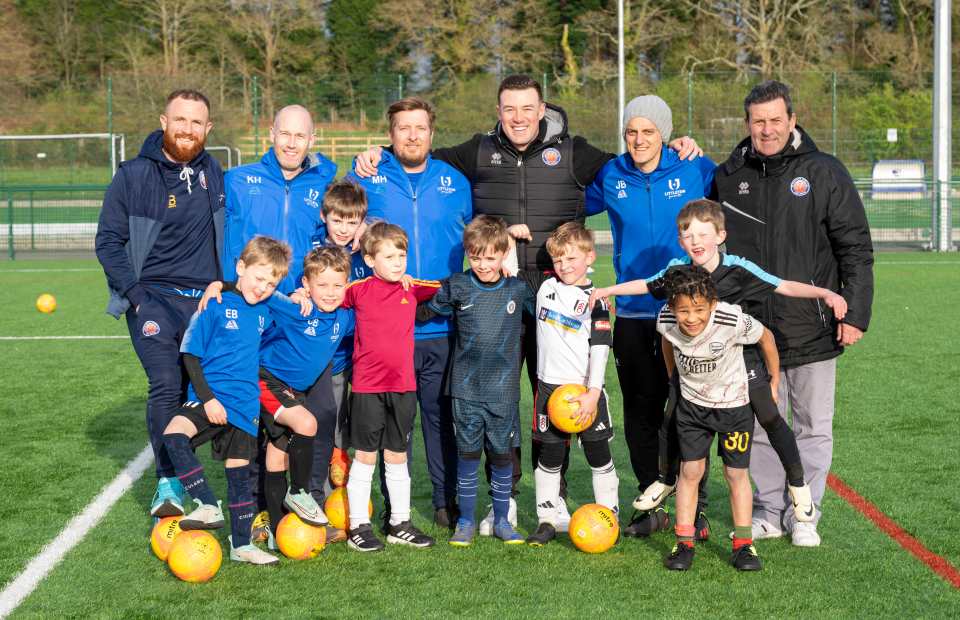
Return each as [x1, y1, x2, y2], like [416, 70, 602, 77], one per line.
[256, 246, 355, 546]
[312, 180, 371, 497]
[417, 216, 532, 546]
[162, 236, 290, 565]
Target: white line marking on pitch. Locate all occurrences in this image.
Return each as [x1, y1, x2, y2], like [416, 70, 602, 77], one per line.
[0, 444, 153, 618]
[0, 336, 127, 341]
[0, 269, 100, 273]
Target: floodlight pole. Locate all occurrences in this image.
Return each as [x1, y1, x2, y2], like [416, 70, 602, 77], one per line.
[617, 0, 625, 154]
[932, 0, 953, 251]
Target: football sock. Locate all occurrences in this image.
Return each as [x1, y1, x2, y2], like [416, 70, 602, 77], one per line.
[287, 433, 314, 492]
[534, 464, 562, 525]
[384, 462, 411, 526]
[163, 433, 217, 506]
[732, 525, 753, 550]
[264, 470, 288, 535]
[225, 466, 255, 547]
[675, 523, 695, 545]
[763, 416, 805, 487]
[490, 462, 513, 525]
[456, 457, 481, 524]
[590, 460, 620, 516]
[346, 460, 374, 528]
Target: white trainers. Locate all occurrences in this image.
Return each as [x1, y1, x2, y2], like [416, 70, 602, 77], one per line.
[731, 516, 784, 540]
[790, 521, 821, 547]
[788, 483, 816, 523]
[556, 496, 571, 533]
[478, 497, 517, 537]
[633, 480, 676, 511]
[284, 488, 328, 525]
[179, 499, 225, 530]
[229, 535, 280, 565]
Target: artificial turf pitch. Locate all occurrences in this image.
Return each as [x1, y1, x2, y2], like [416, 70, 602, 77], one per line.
[0, 255, 958, 618]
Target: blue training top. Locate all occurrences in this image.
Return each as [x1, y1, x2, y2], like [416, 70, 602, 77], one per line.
[259, 294, 355, 391]
[181, 290, 272, 437]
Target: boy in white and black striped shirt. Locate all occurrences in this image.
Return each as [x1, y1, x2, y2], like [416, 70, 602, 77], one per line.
[656, 265, 778, 572]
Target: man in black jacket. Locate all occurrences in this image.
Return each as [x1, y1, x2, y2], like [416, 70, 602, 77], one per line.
[96, 89, 224, 520]
[355, 76, 700, 536]
[712, 81, 874, 547]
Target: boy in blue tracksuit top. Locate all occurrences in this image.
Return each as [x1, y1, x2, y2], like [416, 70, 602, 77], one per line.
[347, 131, 472, 524]
[162, 236, 290, 566]
[583, 95, 716, 538]
[256, 246, 355, 544]
[223, 147, 337, 294]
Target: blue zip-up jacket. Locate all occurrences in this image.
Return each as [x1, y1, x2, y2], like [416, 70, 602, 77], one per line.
[585, 147, 716, 319]
[347, 151, 472, 339]
[96, 130, 225, 318]
[223, 149, 337, 294]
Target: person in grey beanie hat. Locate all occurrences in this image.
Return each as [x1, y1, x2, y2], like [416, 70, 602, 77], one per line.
[584, 93, 717, 539]
[622, 95, 672, 143]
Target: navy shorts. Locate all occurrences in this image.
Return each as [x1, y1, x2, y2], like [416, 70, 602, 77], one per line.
[350, 391, 417, 453]
[178, 402, 257, 462]
[451, 398, 520, 455]
[533, 380, 614, 444]
[675, 395, 754, 469]
[743, 345, 770, 387]
[258, 367, 305, 452]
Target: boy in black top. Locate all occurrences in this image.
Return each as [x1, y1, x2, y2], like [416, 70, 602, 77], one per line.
[419, 216, 534, 545]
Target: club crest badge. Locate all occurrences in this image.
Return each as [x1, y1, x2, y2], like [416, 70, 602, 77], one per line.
[542, 148, 561, 166]
[790, 176, 810, 197]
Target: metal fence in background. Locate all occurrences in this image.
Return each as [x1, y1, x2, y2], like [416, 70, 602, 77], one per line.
[4, 181, 958, 259]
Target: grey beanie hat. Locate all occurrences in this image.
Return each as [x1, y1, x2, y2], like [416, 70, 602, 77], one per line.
[622, 95, 672, 143]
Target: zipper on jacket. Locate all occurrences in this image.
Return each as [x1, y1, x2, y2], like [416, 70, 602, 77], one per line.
[410, 177, 421, 276]
[283, 183, 290, 242]
[812, 279, 826, 326]
[517, 157, 527, 271]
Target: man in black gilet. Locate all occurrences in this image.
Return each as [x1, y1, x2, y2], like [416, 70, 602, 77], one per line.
[354, 75, 700, 536]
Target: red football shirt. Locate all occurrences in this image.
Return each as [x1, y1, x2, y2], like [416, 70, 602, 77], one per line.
[342, 276, 440, 393]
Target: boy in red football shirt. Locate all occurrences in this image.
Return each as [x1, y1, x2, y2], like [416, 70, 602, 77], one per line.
[342, 222, 440, 552]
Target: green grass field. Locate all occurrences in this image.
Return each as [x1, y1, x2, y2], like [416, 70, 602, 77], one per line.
[1, 254, 959, 617]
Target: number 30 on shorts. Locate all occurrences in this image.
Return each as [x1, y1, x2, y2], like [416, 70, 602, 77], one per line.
[723, 431, 750, 453]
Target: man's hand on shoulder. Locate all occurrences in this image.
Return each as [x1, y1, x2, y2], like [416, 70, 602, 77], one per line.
[198, 281, 224, 312]
[668, 136, 703, 160]
[507, 224, 533, 242]
[353, 146, 383, 178]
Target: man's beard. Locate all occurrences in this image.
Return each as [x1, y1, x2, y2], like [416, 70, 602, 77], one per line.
[162, 130, 205, 163]
[395, 143, 428, 169]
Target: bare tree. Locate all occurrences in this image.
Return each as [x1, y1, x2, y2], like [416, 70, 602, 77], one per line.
[576, 0, 677, 80]
[0, 0, 39, 109]
[377, 0, 499, 82]
[123, 0, 205, 77]
[232, 0, 319, 121]
[684, 0, 824, 77]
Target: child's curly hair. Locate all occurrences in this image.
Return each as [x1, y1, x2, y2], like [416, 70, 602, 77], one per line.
[663, 264, 718, 307]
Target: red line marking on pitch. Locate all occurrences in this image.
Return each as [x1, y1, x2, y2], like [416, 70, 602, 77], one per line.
[828, 473, 960, 589]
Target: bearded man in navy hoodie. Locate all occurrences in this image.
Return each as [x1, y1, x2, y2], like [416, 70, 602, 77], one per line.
[96, 89, 225, 519]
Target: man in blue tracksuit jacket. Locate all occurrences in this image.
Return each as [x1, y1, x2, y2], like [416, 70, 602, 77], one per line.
[223, 105, 337, 295]
[220, 105, 337, 513]
[347, 97, 472, 527]
[585, 95, 716, 537]
[95, 90, 225, 519]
